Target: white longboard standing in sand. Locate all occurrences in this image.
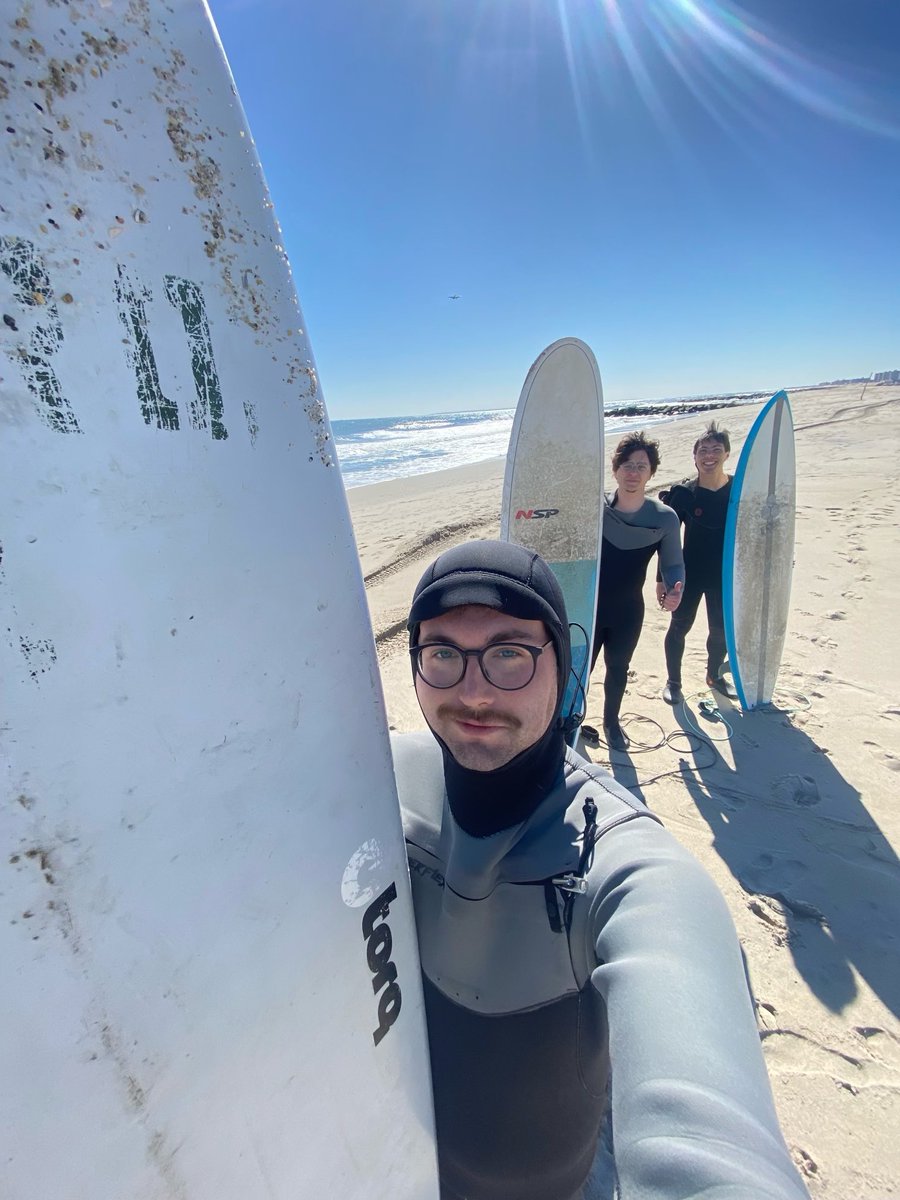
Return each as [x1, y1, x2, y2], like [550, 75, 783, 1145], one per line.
[501, 338, 605, 739]
[0, 4, 437, 1198]
[722, 390, 796, 710]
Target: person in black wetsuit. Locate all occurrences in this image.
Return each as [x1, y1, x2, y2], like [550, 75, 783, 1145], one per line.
[660, 421, 737, 705]
[589, 432, 684, 752]
[392, 538, 808, 1200]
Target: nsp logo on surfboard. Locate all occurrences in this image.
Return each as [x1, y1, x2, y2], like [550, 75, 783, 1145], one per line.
[515, 507, 559, 519]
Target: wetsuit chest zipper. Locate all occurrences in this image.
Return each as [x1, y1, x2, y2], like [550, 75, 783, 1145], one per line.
[543, 797, 599, 936]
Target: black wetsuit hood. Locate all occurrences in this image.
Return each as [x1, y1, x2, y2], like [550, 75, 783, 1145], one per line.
[407, 540, 571, 837]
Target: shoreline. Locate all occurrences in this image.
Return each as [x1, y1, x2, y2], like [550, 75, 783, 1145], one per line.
[342, 380, 894, 498]
[347, 380, 900, 1199]
[339, 389, 775, 493]
[345, 386, 812, 646]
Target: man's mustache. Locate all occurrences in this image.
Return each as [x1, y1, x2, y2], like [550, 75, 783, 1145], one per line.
[436, 703, 520, 730]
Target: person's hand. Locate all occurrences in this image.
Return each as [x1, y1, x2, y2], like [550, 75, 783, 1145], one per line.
[661, 581, 683, 612]
[655, 582, 667, 607]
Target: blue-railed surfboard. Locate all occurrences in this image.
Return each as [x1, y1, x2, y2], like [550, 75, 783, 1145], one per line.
[0, 4, 437, 1198]
[501, 339, 605, 738]
[722, 390, 796, 710]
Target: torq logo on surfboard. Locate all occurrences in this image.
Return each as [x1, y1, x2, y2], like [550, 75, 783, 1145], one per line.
[361, 882, 402, 1046]
[515, 507, 559, 519]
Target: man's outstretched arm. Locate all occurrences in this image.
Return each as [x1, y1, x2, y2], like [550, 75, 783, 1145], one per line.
[585, 819, 808, 1199]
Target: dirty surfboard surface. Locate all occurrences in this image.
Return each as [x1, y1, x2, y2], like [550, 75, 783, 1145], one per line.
[0, 4, 438, 1198]
[722, 390, 796, 710]
[500, 339, 605, 738]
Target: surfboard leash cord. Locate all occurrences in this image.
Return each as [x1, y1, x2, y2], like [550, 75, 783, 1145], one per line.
[679, 691, 736, 744]
[584, 689, 813, 791]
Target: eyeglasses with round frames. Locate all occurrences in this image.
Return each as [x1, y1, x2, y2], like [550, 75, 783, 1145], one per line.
[410, 639, 552, 691]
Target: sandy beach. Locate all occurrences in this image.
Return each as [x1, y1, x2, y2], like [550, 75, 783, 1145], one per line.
[348, 382, 900, 1199]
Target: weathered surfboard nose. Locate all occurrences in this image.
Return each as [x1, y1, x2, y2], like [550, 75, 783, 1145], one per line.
[1, 5, 437, 1197]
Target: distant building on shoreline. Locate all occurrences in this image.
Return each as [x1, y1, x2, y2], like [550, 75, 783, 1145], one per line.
[817, 369, 899, 386]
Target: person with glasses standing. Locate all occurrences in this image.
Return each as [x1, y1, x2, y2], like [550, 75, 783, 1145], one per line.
[587, 432, 684, 752]
[392, 539, 807, 1200]
[659, 422, 736, 705]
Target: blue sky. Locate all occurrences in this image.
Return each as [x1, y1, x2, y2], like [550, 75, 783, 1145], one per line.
[211, 0, 899, 418]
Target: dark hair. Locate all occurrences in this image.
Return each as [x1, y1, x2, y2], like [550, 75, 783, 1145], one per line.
[693, 421, 730, 454]
[611, 431, 660, 475]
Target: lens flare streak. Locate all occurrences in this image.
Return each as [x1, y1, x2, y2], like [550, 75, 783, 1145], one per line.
[560, 0, 900, 144]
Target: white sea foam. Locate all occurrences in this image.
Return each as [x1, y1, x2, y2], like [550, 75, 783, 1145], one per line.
[333, 394, 763, 488]
[332, 409, 516, 487]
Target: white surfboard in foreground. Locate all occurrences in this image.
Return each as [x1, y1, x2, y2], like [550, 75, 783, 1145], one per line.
[0, 3, 437, 1197]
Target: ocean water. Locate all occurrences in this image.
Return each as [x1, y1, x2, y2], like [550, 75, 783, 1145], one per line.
[332, 394, 763, 489]
[331, 408, 516, 488]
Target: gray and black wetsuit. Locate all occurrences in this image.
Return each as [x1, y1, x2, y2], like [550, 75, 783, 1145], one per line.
[592, 495, 684, 725]
[392, 730, 808, 1200]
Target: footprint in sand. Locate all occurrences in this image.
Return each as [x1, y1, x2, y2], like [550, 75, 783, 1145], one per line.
[764, 1025, 900, 1090]
[772, 775, 821, 806]
[863, 742, 900, 772]
[852, 1025, 900, 1065]
[741, 853, 810, 897]
[754, 999, 778, 1030]
[788, 712, 820, 733]
[826, 610, 847, 620]
[791, 1148, 819, 1182]
[746, 896, 790, 947]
